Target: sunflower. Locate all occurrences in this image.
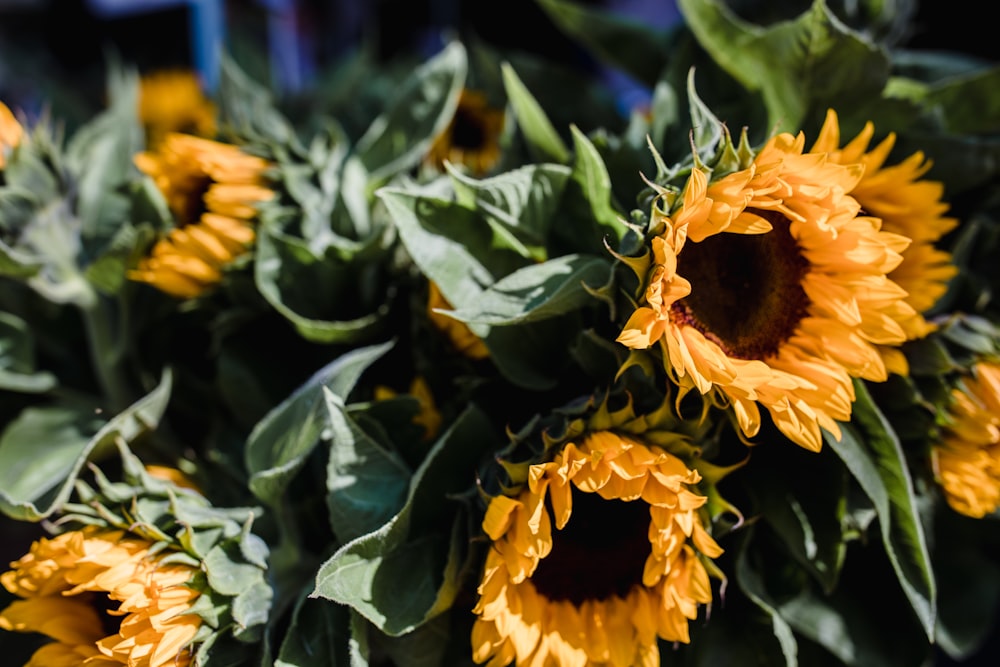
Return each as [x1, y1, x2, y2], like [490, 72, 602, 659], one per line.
[427, 280, 490, 359]
[0, 101, 23, 169]
[811, 109, 958, 375]
[425, 89, 505, 176]
[932, 361, 1000, 518]
[472, 431, 723, 667]
[138, 69, 217, 150]
[617, 130, 915, 452]
[129, 133, 273, 298]
[0, 527, 203, 667]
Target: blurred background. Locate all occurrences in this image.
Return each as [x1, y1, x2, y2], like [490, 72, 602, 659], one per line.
[0, 0, 994, 130]
[0, 1, 997, 665]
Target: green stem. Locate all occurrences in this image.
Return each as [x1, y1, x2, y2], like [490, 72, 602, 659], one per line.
[80, 294, 133, 414]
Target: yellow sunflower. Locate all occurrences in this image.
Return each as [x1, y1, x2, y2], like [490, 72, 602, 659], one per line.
[138, 69, 217, 150]
[425, 89, 505, 176]
[472, 431, 723, 667]
[0, 101, 23, 169]
[617, 130, 915, 452]
[0, 527, 202, 667]
[932, 361, 1000, 518]
[427, 280, 490, 359]
[811, 109, 958, 375]
[129, 133, 273, 298]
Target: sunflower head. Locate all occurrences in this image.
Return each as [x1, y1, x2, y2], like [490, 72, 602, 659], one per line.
[139, 69, 217, 150]
[616, 117, 915, 452]
[425, 89, 505, 176]
[473, 385, 734, 666]
[0, 443, 272, 666]
[932, 359, 1000, 518]
[129, 133, 273, 297]
[0, 100, 24, 169]
[811, 109, 958, 374]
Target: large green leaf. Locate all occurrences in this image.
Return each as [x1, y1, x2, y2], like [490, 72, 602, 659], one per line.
[888, 64, 1000, 135]
[677, 0, 890, 132]
[254, 228, 388, 344]
[275, 592, 352, 667]
[500, 63, 570, 164]
[312, 406, 500, 636]
[245, 341, 394, 506]
[565, 125, 624, 246]
[324, 389, 412, 544]
[737, 522, 931, 667]
[356, 41, 467, 185]
[378, 187, 527, 311]
[64, 66, 142, 246]
[823, 380, 936, 639]
[533, 0, 673, 87]
[217, 53, 301, 150]
[0, 369, 172, 521]
[448, 162, 572, 261]
[746, 442, 850, 594]
[441, 254, 610, 326]
[0, 310, 56, 393]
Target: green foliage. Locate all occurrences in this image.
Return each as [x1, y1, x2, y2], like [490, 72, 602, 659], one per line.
[0, 3, 998, 666]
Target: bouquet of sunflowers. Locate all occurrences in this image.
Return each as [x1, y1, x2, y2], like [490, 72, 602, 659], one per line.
[1, 1, 999, 665]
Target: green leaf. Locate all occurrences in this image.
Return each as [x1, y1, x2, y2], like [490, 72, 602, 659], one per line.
[311, 406, 500, 635]
[205, 541, 267, 597]
[823, 380, 936, 639]
[901, 64, 1000, 135]
[0, 311, 56, 393]
[245, 341, 394, 506]
[448, 161, 572, 261]
[356, 41, 467, 185]
[275, 593, 351, 667]
[500, 63, 570, 163]
[565, 125, 624, 245]
[748, 443, 850, 594]
[441, 254, 610, 326]
[378, 187, 527, 310]
[64, 66, 143, 246]
[534, 0, 672, 87]
[677, 0, 890, 132]
[217, 53, 301, 150]
[324, 389, 412, 544]
[733, 531, 799, 667]
[254, 228, 388, 344]
[0, 369, 172, 521]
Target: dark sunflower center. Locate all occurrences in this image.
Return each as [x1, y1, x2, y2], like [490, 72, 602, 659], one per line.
[176, 175, 213, 227]
[531, 486, 651, 605]
[672, 208, 811, 360]
[449, 108, 487, 150]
